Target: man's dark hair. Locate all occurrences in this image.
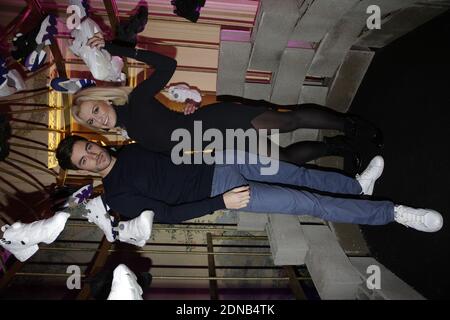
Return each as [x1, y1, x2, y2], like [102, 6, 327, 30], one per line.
[56, 135, 88, 170]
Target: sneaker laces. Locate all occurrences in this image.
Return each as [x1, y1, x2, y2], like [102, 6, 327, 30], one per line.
[395, 207, 425, 226]
[357, 168, 373, 181]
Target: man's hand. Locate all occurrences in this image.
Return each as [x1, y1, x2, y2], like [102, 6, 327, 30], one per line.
[87, 32, 105, 49]
[183, 99, 200, 115]
[223, 186, 250, 209]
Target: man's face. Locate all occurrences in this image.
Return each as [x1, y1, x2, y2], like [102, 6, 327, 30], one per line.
[70, 140, 112, 173]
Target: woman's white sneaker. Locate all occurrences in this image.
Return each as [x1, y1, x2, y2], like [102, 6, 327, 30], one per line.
[356, 155, 384, 195]
[394, 205, 443, 232]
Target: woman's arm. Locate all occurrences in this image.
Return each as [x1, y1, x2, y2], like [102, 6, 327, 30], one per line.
[87, 34, 177, 96]
[104, 42, 177, 97]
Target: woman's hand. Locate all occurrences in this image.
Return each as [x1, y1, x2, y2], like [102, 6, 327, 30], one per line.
[223, 186, 250, 209]
[183, 99, 200, 115]
[87, 32, 105, 49]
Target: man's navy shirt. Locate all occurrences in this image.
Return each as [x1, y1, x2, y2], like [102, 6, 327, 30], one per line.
[102, 144, 225, 223]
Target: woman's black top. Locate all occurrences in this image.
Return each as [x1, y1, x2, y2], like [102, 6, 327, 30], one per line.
[104, 42, 268, 155]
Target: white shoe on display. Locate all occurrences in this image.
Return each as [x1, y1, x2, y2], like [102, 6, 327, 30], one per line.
[115, 210, 154, 247]
[107, 264, 144, 300]
[6, 69, 26, 92]
[0, 69, 27, 97]
[69, 18, 123, 82]
[62, 184, 94, 208]
[0, 211, 70, 262]
[167, 84, 202, 103]
[69, 0, 89, 19]
[84, 196, 116, 242]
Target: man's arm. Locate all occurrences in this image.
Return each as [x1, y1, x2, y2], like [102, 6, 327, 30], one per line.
[106, 193, 225, 224]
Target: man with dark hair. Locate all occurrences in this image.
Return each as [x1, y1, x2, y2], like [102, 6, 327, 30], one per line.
[55, 135, 443, 232]
[56, 135, 88, 170]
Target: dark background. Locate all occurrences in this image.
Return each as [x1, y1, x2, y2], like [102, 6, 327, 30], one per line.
[346, 9, 450, 299]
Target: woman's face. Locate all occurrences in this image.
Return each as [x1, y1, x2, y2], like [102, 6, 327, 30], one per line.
[77, 100, 117, 129]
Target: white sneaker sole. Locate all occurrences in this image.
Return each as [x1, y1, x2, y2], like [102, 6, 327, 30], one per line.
[135, 210, 154, 247]
[358, 156, 384, 195]
[141, 210, 154, 240]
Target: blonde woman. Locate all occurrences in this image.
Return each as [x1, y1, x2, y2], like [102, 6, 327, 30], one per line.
[71, 36, 383, 167]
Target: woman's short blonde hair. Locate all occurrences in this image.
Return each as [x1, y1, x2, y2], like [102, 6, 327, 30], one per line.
[71, 86, 133, 131]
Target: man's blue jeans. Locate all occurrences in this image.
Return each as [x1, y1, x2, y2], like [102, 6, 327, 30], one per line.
[210, 151, 395, 225]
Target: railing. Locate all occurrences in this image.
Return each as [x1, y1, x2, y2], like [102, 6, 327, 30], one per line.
[2, 220, 312, 300]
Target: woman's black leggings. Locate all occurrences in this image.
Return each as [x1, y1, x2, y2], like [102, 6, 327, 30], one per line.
[251, 103, 348, 133]
[250, 103, 351, 165]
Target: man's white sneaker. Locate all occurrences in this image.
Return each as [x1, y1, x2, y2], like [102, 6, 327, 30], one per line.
[394, 205, 443, 232]
[115, 210, 154, 247]
[107, 264, 143, 300]
[0, 211, 70, 262]
[84, 196, 116, 242]
[356, 155, 384, 195]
